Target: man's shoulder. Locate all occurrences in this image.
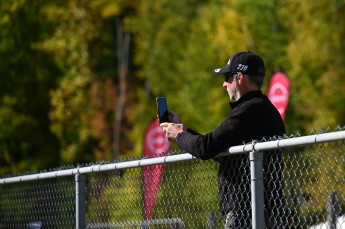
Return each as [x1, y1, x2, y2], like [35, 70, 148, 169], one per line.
[233, 95, 283, 124]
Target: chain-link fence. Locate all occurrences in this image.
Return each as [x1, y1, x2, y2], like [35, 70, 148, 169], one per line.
[0, 128, 345, 229]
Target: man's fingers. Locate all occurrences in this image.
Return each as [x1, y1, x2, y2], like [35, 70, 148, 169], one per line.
[160, 123, 168, 128]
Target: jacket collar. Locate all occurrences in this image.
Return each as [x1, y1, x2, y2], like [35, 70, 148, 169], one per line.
[229, 90, 263, 109]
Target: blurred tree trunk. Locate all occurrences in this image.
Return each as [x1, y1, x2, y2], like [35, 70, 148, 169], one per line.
[113, 17, 131, 159]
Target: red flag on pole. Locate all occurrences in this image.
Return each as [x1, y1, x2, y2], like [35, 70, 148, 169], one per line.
[266, 71, 291, 120]
[142, 119, 172, 220]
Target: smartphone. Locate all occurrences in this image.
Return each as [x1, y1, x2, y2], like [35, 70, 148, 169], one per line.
[156, 97, 169, 124]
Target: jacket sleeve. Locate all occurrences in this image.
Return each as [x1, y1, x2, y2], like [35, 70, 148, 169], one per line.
[176, 110, 247, 160]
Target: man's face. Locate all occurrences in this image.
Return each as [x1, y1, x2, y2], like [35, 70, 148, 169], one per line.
[223, 73, 239, 101]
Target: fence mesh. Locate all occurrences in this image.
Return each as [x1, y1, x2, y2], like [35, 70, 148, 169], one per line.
[0, 129, 344, 228]
[0, 177, 75, 228]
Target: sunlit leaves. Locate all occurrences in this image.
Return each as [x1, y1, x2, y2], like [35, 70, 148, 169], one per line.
[280, 0, 345, 131]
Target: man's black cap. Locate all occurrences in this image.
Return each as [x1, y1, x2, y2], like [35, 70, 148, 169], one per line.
[213, 51, 266, 76]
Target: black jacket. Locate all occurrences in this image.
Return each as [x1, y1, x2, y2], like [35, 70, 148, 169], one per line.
[176, 90, 286, 217]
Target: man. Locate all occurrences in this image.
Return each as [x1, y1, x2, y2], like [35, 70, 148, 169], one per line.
[160, 51, 286, 228]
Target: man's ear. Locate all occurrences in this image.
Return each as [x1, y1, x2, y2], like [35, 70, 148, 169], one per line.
[237, 72, 245, 84]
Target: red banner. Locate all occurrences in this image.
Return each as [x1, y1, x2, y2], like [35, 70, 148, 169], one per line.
[266, 72, 291, 120]
[142, 119, 172, 220]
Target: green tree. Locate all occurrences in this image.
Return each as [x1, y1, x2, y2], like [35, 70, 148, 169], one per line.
[35, 0, 139, 163]
[0, 0, 139, 173]
[279, 0, 345, 133]
[0, 0, 60, 174]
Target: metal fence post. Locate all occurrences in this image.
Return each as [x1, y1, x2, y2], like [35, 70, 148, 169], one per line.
[208, 210, 216, 229]
[250, 151, 265, 229]
[76, 174, 86, 229]
[328, 192, 340, 229]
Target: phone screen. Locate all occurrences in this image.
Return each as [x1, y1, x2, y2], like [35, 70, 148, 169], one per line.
[156, 97, 169, 124]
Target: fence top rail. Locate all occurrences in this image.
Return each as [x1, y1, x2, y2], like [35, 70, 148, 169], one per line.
[1, 130, 344, 185]
[228, 130, 345, 154]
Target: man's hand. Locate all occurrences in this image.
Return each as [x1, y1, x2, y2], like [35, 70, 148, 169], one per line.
[168, 111, 181, 123]
[160, 122, 184, 141]
[159, 110, 186, 141]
